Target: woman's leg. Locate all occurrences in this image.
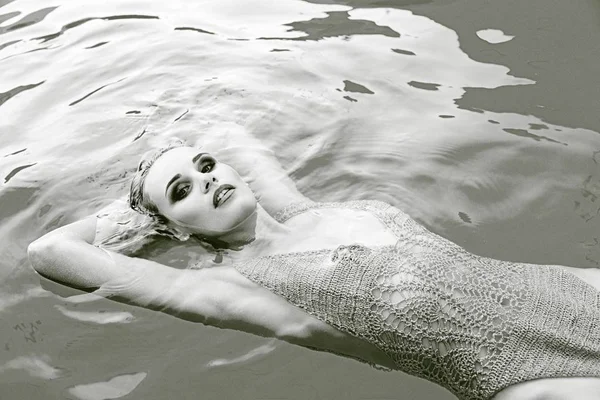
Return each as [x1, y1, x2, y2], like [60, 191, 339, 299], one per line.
[493, 377, 600, 400]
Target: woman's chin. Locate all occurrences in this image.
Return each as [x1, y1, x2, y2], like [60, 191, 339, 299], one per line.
[201, 208, 258, 243]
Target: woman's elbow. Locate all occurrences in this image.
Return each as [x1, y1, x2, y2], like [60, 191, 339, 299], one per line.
[27, 236, 60, 275]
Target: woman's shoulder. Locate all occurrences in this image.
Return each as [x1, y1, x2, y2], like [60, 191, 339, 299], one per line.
[274, 199, 406, 224]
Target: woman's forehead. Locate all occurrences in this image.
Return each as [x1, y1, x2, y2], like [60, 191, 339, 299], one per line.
[160, 146, 205, 165]
[146, 147, 200, 182]
[163, 146, 198, 159]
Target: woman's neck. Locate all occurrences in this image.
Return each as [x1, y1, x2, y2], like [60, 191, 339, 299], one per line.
[253, 204, 289, 242]
[208, 204, 287, 251]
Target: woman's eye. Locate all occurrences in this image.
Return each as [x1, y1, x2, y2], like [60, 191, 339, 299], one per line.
[173, 184, 190, 201]
[200, 162, 214, 173]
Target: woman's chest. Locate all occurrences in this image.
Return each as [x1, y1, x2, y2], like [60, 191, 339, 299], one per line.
[266, 207, 398, 254]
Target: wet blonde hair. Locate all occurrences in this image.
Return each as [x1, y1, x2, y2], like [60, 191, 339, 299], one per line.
[129, 139, 188, 218]
[126, 139, 239, 251]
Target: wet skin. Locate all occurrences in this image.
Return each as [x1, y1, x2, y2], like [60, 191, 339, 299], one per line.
[143, 147, 258, 239]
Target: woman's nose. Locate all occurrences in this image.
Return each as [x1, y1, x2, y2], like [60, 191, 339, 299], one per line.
[200, 176, 217, 194]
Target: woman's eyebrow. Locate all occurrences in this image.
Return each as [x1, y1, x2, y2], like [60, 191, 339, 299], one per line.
[165, 174, 181, 196]
[192, 152, 208, 164]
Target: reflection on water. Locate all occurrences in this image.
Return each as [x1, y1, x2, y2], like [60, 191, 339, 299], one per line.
[279, 10, 400, 41]
[174, 26, 214, 35]
[206, 341, 278, 368]
[35, 15, 159, 44]
[0, 354, 63, 380]
[3, 162, 36, 183]
[69, 77, 127, 106]
[54, 305, 134, 324]
[502, 128, 567, 146]
[1, 0, 599, 399]
[0, 81, 44, 107]
[305, 0, 434, 7]
[0, 6, 57, 36]
[68, 372, 147, 400]
[476, 28, 514, 44]
[0, 285, 46, 312]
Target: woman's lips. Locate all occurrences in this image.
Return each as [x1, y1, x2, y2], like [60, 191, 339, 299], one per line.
[213, 184, 235, 208]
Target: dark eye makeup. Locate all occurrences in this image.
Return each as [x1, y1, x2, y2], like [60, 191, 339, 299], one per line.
[172, 183, 191, 202]
[200, 162, 214, 173]
[169, 155, 217, 203]
[197, 154, 216, 173]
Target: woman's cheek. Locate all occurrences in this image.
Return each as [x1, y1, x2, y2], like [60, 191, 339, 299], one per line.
[176, 200, 207, 227]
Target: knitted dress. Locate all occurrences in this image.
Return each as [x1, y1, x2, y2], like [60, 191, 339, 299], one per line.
[233, 200, 600, 400]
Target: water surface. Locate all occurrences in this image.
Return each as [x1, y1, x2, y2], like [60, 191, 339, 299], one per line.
[2, 0, 600, 399]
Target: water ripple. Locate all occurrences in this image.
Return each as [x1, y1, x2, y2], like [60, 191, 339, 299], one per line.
[342, 80, 374, 94]
[85, 41, 108, 49]
[265, 10, 400, 41]
[407, 81, 441, 91]
[0, 10, 20, 25]
[0, 38, 19, 51]
[0, 354, 63, 380]
[0, 7, 57, 36]
[305, 0, 432, 7]
[1, 2, 599, 399]
[0, 80, 44, 107]
[207, 342, 277, 368]
[68, 372, 147, 400]
[503, 128, 567, 146]
[4, 162, 36, 183]
[0, 0, 17, 10]
[392, 48, 415, 56]
[3, 147, 26, 157]
[34, 14, 159, 43]
[69, 78, 127, 107]
[174, 26, 214, 35]
[55, 305, 135, 324]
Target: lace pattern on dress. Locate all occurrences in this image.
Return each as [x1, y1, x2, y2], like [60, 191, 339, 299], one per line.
[237, 200, 600, 400]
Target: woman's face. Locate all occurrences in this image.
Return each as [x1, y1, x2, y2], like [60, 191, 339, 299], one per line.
[143, 147, 257, 237]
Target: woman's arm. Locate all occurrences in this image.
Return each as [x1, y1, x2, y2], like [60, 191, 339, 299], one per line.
[26, 214, 326, 340]
[28, 214, 393, 367]
[200, 123, 309, 217]
[28, 216, 126, 289]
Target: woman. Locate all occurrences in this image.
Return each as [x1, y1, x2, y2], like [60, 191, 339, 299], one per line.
[27, 129, 600, 400]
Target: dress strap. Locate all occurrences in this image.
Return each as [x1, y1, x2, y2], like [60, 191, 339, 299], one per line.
[273, 201, 317, 223]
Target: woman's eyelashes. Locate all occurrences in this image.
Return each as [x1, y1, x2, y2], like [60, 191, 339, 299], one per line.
[172, 183, 191, 202]
[199, 161, 214, 173]
[196, 155, 216, 173]
[171, 161, 216, 202]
